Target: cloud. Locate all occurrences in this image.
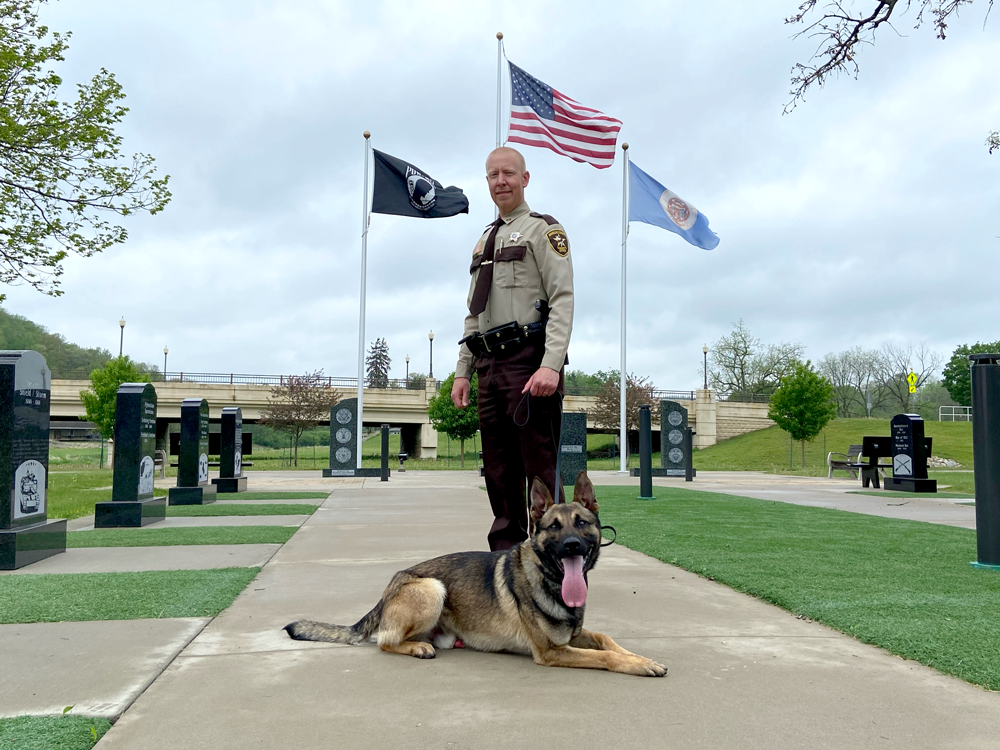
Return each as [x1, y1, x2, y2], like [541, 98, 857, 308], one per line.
[3, 0, 998, 389]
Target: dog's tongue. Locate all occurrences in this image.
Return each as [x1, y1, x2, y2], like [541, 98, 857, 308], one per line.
[561, 556, 587, 607]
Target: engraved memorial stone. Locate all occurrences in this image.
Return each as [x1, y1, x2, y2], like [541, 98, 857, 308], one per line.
[324, 398, 358, 477]
[169, 399, 217, 505]
[0, 351, 66, 569]
[323, 398, 382, 477]
[212, 406, 247, 493]
[559, 412, 587, 488]
[660, 400, 694, 477]
[884, 413, 936, 493]
[95, 382, 166, 527]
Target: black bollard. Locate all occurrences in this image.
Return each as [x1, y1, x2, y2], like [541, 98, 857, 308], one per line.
[970, 354, 1000, 569]
[638, 405, 654, 499]
[684, 427, 695, 482]
[380, 424, 390, 482]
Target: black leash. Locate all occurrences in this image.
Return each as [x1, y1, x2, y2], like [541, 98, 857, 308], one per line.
[514, 387, 565, 504]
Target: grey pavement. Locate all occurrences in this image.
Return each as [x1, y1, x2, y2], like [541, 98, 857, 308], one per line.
[96, 471, 1000, 750]
[4, 470, 999, 749]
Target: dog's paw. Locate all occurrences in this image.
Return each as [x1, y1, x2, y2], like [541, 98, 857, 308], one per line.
[410, 642, 436, 659]
[639, 659, 668, 678]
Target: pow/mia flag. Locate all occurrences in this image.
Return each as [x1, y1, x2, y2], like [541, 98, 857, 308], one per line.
[371, 150, 469, 218]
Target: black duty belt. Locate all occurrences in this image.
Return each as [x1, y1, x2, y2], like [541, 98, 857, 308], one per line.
[460, 320, 546, 359]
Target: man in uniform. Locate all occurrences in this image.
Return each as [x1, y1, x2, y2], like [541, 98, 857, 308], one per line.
[451, 147, 574, 551]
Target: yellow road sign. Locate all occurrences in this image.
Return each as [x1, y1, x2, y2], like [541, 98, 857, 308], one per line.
[906, 371, 918, 386]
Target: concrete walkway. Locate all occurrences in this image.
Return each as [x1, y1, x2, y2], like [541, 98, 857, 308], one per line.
[3, 471, 999, 749]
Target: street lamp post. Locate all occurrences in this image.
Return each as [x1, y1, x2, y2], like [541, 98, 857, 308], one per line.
[428, 330, 434, 380]
[702, 345, 709, 390]
[119, 317, 126, 357]
[405, 355, 410, 385]
[163, 346, 169, 380]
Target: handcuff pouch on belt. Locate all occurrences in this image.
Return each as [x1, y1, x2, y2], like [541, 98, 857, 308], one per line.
[460, 319, 546, 359]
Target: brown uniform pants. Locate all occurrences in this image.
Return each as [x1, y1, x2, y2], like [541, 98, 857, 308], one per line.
[476, 343, 565, 551]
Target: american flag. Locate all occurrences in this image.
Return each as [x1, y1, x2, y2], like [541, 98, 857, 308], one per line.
[507, 62, 622, 169]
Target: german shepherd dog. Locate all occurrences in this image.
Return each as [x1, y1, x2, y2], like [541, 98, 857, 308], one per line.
[285, 472, 667, 677]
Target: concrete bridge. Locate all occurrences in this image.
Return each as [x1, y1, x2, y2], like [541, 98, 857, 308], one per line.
[52, 378, 772, 460]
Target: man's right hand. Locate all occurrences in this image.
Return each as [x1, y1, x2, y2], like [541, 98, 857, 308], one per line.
[451, 377, 471, 408]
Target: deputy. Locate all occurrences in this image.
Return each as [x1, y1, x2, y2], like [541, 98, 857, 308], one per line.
[451, 146, 574, 551]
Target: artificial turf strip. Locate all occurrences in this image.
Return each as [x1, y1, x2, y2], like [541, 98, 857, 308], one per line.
[167, 503, 319, 517]
[0, 716, 111, 750]
[220, 491, 329, 500]
[847, 489, 975, 500]
[594, 485, 1000, 691]
[67, 526, 296, 547]
[0, 567, 260, 624]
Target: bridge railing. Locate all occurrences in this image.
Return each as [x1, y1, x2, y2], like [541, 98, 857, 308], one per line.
[51, 370, 695, 400]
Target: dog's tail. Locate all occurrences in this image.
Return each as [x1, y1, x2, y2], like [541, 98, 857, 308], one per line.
[284, 601, 383, 645]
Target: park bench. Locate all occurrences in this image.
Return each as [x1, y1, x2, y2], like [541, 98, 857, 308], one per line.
[154, 449, 167, 478]
[827, 445, 863, 478]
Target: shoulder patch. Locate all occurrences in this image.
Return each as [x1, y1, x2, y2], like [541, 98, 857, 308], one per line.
[530, 211, 560, 226]
[546, 228, 569, 257]
[473, 238, 483, 257]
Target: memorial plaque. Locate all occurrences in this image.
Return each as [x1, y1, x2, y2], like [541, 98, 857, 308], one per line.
[169, 399, 217, 505]
[325, 398, 359, 476]
[661, 400, 695, 478]
[884, 413, 936, 492]
[96, 382, 166, 527]
[0, 351, 66, 569]
[212, 406, 247, 493]
[559, 412, 588, 488]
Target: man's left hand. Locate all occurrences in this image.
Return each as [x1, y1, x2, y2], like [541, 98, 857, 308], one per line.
[522, 367, 560, 397]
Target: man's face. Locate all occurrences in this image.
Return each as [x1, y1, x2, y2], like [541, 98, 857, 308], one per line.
[486, 151, 529, 216]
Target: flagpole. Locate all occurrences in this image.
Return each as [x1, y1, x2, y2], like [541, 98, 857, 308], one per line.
[619, 142, 629, 474]
[496, 32, 503, 149]
[357, 131, 371, 468]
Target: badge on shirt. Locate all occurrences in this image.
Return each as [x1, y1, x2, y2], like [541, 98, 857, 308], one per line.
[509, 231, 523, 243]
[546, 229, 569, 257]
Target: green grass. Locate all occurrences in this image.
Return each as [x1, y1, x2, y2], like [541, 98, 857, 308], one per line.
[0, 567, 260, 624]
[47, 470, 165, 522]
[595, 485, 1000, 690]
[693, 418, 973, 475]
[167, 503, 318, 517]
[929, 471, 976, 495]
[67, 526, 296, 547]
[0, 715, 110, 750]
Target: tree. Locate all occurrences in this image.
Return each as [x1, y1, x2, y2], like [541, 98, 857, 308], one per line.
[590, 372, 657, 454]
[784, 0, 996, 151]
[768, 360, 837, 468]
[427, 372, 479, 468]
[259, 370, 340, 467]
[406, 371, 427, 390]
[0, 1, 171, 302]
[79, 356, 150, 440]
[709, 320, 803, 401]
[942, 341, 1000, 405]
[876, 341, 942, 413]
[366, 338, 391, 389]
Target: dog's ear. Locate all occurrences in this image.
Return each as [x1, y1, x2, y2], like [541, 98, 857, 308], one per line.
[529, 477, 555, 522]
[572, 471, 599, 515]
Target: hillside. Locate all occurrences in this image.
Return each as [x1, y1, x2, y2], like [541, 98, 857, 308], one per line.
[0, 307, 113, 375]
[694, 418, 973, 473]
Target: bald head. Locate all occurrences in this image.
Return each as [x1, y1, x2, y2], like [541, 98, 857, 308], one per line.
[486, 147, 529, 216]
[486, 147, 526, 174]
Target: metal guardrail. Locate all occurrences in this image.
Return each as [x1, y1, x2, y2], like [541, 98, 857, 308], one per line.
[51, 370, 697, 399]
[939, 405, 972, 422]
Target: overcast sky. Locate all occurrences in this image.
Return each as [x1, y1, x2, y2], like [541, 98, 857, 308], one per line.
[3, 0, 998, 389]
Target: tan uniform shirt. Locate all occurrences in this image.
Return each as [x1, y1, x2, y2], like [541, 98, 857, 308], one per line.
[455, 201, 574, 379]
